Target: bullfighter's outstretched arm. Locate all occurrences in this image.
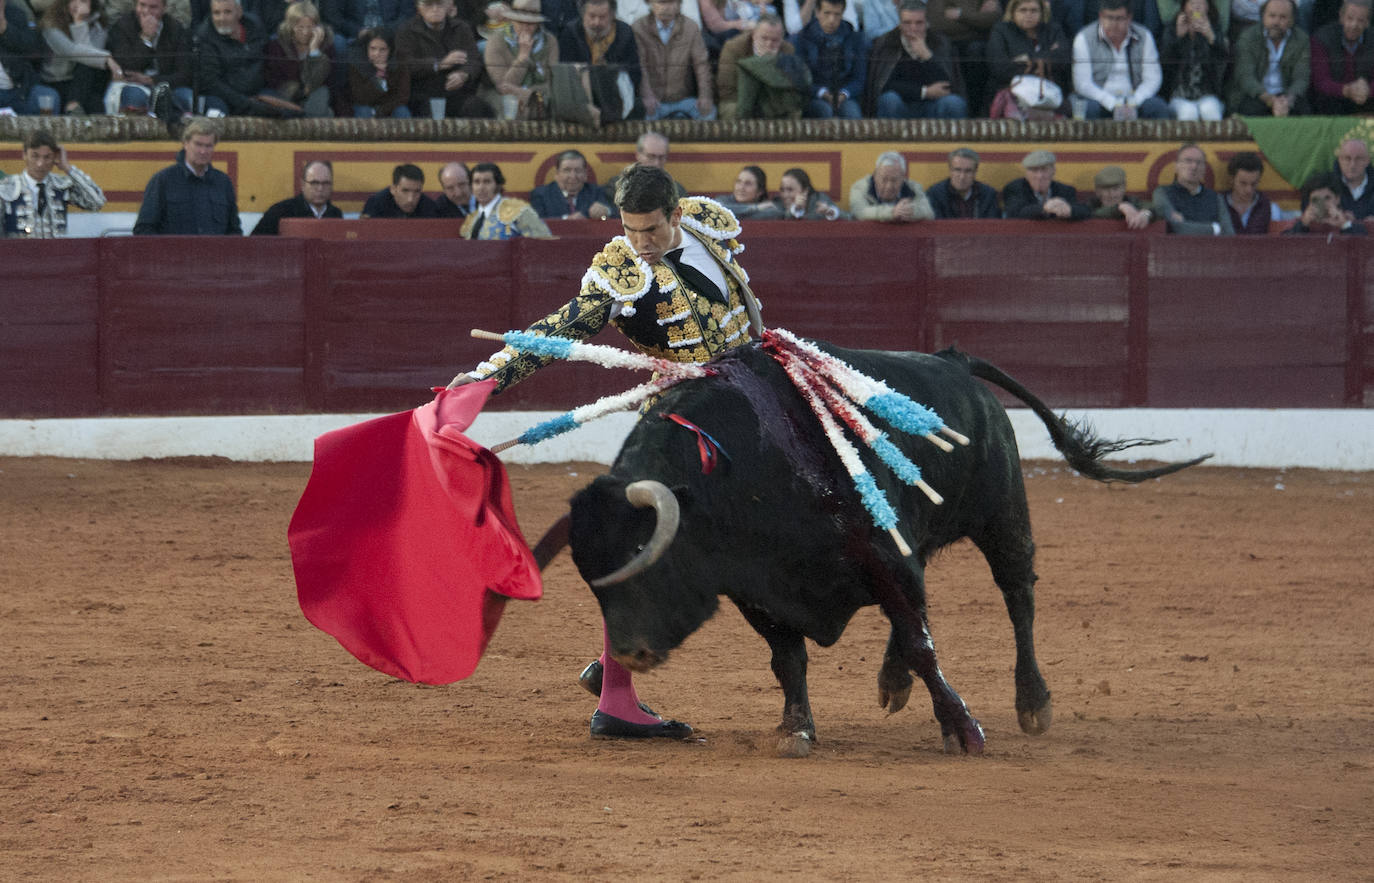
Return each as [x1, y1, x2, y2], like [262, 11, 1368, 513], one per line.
[463, 280, 616, 393]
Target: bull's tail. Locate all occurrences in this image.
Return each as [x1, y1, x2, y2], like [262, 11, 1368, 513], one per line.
[939, 348, 1211, 482]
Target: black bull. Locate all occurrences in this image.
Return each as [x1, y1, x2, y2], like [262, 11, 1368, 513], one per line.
[541, 341, 1207, 755]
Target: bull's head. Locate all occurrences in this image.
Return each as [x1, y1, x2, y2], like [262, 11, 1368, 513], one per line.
[569, 475, 720, 672]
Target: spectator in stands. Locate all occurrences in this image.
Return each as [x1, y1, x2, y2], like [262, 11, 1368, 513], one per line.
[863, 0, 968, 119]
[776, 167, 849, 219]
[1310, 0, 1374, 114]
[1003, 148, 1091, 220]
[1225, 151, 1283, 234]
[779, 0, 859, 36]
[197, 0, 304, 116]
[699, 0, 769, 53]
[105, 0, 193, 116]
[1084, 164, 1153, 228]
[2, 0, 62, 116]
[1334, 136, 1374, 217]
[723, 12, 812, 118]
[1227, 0, 1311, 115]
[105, 0, 191, 26]
[557, 0, 643, 120]
[986, 0, 1072, 118]
[849, 150, 935, 222]
[323, 0, 412, 49]
[435, 160, 475, 216]
[264, 1, 335, 116]
[361, 162, 440, 217]
[348, 26, 412, 116]
[485, 0, 558, 119]
[531, 148, 616, 218]
[396, 0, 490, 117]
[793, 0, 863, 119]
[926, 146, 1000, 218]
[715, 164, 783, 217]
[1054, 0, 1161, 41]
[1, 128, 105, 237]
[632, 0, 715, 120]
[1286, 171, 1367, 234]
[1160, 0, 1228, 120]
[604, 130, 688, 198]
[1070, 0, 1172, 119]
[251, 159, 342, 234]
[1152, 142, 1234, 235]
[40, 0, 120, 115]
[134, 118, 241, 234]
[461, 161, 554, 238]
[927, 0, 1000, 115]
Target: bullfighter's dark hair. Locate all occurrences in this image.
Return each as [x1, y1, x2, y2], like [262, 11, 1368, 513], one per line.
[1227, 151, 1264, 177]
[24, 129, 59, 153]
[393, 163, 424, 185]
[471, 162, 506, 190]
[615, 165, 679, 216]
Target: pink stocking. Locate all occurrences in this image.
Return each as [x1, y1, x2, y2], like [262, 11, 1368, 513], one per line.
[596, 626, 659, 724]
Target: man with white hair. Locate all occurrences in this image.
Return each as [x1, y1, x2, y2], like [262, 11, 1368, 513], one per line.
[847, 150, 934, 222]
[194, 0, 299, 116]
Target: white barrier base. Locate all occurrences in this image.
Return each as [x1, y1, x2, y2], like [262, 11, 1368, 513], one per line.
[1, 409, 1371, 470]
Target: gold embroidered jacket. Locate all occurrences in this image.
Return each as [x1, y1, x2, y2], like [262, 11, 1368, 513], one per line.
[471, 196, 757, 391]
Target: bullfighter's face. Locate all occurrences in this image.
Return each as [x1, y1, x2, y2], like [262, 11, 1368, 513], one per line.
[23, 145, 57, 182]
[620, 205, 683, 265]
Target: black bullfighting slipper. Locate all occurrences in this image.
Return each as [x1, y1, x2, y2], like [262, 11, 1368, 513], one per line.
[578, 659, 660, 718]
[589, 710, 693, 740]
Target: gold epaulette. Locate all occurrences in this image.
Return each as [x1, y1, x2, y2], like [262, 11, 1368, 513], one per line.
[496, 197, 531, 224]
[679, 196, 744, 256]
[581, 236, 678, 318]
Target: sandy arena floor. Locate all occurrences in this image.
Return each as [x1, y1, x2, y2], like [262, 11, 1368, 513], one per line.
[2, 455, 1372, 880]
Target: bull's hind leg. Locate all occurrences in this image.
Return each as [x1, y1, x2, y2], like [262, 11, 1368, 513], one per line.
[864, 557, 985, 755]
[971, 503, 1053, 736]
[735, 605, 815, 758]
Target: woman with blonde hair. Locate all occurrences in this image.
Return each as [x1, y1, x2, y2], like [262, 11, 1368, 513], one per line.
[41, 0, 121, 114]
[264, 0, 335, 117]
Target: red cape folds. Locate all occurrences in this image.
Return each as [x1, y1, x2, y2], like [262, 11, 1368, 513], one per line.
[288, 382, 542, 684]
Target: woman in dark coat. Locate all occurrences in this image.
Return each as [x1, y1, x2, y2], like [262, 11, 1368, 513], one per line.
[1159, 0, 1227, 120]
[986, 0, 1071, 116]
[347, 26, 412, 117]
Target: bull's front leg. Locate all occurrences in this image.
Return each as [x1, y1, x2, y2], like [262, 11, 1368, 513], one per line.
[863, 557, 985, 755]
[735, 604, 815, 758]
[878, 628, 914, 713]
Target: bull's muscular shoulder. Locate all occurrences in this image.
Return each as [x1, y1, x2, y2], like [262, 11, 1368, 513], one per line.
[583, 235, 678, 317]
[678, 196, 745, 259]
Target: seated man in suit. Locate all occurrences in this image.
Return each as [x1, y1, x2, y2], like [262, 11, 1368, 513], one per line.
[926, 147, 1000, 219]
[251, 159, 343, 235]
[460, 161, 554, 239]
[530, 149, 617, 220]
[1003, 149, 1091, 220]
[360, 163, 440, 218]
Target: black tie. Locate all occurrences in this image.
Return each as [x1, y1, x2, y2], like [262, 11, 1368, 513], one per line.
[470, 210, 485, 239]
[36, 182, 48, 217]
[665, 248, 724, 304]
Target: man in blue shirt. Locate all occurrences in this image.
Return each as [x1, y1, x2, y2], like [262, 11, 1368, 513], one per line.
[134, 118, 242, 235]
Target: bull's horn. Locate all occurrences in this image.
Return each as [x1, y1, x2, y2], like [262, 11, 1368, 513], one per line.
[589, 480, 680, 587]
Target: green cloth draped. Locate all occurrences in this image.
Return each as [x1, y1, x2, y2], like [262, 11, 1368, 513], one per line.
[1242, 116, 1374, 189]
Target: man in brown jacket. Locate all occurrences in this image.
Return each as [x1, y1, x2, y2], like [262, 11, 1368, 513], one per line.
[395, 0, 492, 117]
[716, 12, 804, 119]
[632, 0, 716, 119]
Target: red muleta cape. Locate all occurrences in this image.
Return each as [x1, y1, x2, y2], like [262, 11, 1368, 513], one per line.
[288, 382, 542, 684]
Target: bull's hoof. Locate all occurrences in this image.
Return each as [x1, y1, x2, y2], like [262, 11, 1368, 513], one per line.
[776, 731, 813, 758]
[942, 717, 986, 756]
[877, 665, 913, 714]
[1017, 702, 1053, 736]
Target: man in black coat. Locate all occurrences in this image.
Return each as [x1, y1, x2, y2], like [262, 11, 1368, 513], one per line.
[1333, 136, 1374, 219]
[1002, 149, 1090, 220]
[107, 0, 194, 115]
[558, 0, 643, 119]
[927, 147, 1001, 219]
[251, 160, 344, 235]
[134, 118, 242, 235]
[195, 0, 295, 116]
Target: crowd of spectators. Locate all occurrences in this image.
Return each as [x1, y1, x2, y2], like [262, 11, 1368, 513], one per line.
[4, 0, 1374, 119]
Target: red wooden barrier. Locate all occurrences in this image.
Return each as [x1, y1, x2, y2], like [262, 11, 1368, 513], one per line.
[0, 224, 1368, 418]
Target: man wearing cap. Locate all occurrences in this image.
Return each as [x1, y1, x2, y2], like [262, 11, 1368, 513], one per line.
[926, 146, 1000, 219]
[1151, 142, 1234, 235]
[1003, 149, 1090, 220]
[1085, 165, 1153, 229]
